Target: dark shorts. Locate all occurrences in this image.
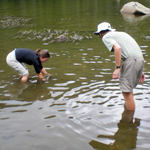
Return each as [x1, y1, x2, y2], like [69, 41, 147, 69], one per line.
[119, 57, 144, 92]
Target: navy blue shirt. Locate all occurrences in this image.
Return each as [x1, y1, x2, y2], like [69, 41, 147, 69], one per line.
[15, 48, 43, 74]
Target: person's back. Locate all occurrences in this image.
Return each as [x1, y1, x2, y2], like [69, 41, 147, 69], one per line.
[6, 48, 51, 83]
[102, 31, 143, 59]
[15, 48, 38, 65]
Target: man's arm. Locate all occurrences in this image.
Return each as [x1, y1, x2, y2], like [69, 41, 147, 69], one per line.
[112, 42, 121, 79]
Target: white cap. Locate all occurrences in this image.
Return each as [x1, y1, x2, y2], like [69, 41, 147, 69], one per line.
[94, 22, 116, 35]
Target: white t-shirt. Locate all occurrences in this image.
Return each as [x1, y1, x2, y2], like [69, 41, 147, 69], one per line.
[102, 31, 143, 59]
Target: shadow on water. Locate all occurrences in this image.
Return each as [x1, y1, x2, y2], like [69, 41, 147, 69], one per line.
[89, 108, 140, 150]
[0, 76, 52, 103]
[0, 0, 150, 150]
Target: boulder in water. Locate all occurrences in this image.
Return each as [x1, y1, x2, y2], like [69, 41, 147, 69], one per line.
[120, 2, 150, 15]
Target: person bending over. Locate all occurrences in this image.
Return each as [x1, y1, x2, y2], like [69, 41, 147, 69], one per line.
[94, 22, 145, 111]
[6, 48, 52, 83]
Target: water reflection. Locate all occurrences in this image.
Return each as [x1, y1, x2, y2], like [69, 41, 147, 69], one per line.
[121, 13, 150, 23]
[0, 77, 51, 104]
[89, 108, 140, 150]
[9, 82, 29, 100]
[0, 0, 150, 149]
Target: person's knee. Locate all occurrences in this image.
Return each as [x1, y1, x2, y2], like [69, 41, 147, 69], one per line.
[20, 74, 29, 83]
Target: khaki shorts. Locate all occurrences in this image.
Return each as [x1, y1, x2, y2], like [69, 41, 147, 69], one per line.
[6, 50, 29, 76]
[119, 57, 144, 92]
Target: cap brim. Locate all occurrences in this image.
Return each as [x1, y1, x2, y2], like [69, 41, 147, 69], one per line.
[94, 31, 100, 35]
[111, 29, 116, 32]
[94, 29, 116, 35]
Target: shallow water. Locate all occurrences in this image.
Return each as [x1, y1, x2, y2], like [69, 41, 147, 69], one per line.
[0, 0, 150, 150]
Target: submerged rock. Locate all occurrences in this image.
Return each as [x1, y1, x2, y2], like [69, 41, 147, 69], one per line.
[0, 16, 33, 29]
[120, 2, 150, 15]
[54, 34, 68, 42]
[14, 29, 93, 44]
[145, 36, 150, 40]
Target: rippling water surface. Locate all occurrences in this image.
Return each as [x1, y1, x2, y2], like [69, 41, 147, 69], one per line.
[0, 0, 150, 150]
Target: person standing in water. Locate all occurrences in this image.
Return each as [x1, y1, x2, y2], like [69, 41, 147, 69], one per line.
[6, 48, 52, 82]
[94, 22, 145, 111]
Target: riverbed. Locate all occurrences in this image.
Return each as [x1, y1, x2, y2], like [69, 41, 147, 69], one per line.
[0, 0, 150, 150]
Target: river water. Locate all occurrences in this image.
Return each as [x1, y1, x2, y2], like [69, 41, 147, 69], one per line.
[0, 0, 150, 150]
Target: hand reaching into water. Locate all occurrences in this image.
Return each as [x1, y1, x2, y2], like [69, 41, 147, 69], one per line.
[38, 73, 53, 82]
[43, 73, 53, 81]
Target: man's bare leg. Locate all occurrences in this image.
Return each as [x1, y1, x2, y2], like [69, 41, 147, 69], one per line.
[122, 91, 135, 111]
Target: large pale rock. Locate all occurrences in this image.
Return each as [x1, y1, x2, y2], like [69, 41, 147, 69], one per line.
[120, 2, 150, 15]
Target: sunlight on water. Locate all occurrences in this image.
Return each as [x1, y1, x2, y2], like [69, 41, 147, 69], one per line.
[0, 0, 150, 150]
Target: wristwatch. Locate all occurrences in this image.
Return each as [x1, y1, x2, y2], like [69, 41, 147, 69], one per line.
[115, 65, 121, 69]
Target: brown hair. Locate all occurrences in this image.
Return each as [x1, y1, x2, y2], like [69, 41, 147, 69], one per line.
[35, 49, 50, 58]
